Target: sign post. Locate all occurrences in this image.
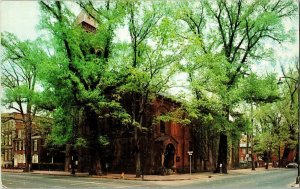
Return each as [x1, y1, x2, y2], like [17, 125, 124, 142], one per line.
[188, 151, 193, 176]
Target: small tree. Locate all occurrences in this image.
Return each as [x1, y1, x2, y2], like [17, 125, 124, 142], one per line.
[1, 33, 47, 172]
[173, 0, 297, 173]
[240, 73, 280, 170]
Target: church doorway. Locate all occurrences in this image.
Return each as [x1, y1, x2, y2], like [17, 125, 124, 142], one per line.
[164, 143, 175, 169]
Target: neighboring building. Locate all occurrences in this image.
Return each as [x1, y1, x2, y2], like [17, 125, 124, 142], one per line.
[239, 135, 251, 163]
[238, 134, 296, 168]
[238, 134, 257, 168]
[238, 141, 252, 167]
[1, 113, 16, 168]
[1, 112, 29, 168]
[1, 112, 64, 170]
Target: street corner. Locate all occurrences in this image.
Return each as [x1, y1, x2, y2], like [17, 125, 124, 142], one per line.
[291, 183, 299, 187]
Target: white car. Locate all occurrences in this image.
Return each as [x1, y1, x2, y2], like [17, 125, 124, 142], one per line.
[286, 163, 298, 168]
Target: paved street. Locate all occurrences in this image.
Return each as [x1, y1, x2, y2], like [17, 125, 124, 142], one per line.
[1, 169, 297, 188]
[182, 169, 297, 189]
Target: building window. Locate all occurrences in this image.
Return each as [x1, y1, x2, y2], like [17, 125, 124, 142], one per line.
[17, 154, 21, 163]
[8, 150, 11, 161]
[15, 142, 18, 150]
[4, 135, 8, 145]
[32, 154, 39, 163]
[8, 134, 12, 145]
[160, 121, 165, 133]
[18, 141, 22, 150]
[242, 148, 246, 155]
[34, 140, 38, 151]
[18, 130, 22, 138]
[4, 150, 8, 161]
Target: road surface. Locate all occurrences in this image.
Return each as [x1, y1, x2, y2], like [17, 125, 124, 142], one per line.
[1, 168, 297, 188]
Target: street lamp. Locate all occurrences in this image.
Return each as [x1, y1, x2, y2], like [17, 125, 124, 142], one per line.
[188, 151, 193, 176]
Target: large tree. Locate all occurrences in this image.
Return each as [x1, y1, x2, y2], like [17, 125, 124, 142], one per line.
[38, 0, 128, 175]
[116, 0, 183, 177]
[174, 0, 296, 173]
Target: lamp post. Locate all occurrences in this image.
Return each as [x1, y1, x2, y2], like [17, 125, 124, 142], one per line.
[188, 151, 193, 176]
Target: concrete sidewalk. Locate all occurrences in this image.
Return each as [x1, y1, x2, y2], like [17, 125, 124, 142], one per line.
[1, 167, 280, 181]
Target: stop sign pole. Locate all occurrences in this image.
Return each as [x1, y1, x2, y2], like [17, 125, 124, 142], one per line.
[188, 151, 193, 175]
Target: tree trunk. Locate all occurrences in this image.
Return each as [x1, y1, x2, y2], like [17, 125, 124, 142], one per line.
[89, 151, 102, 175]
[236, 140, 240, 168]
[251, 153, 255, 170]
[65, 144, 71, 172]
[204, 159, 208, 171]
[281, 147, 292, 167]
[86, 109, 102, 176]
[265, 150, 271, 169]
[250, 103, 255, 171]
[214, 132, 228, 174]
[24, 116, 32, 172]
[134, 127, 141, 177]
[70, 145, 76, 175]
[251, 135, 255, 170]
[278, 146, 281, 167]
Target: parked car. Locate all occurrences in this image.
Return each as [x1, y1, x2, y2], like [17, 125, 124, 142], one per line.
[286, 163, 298, 168]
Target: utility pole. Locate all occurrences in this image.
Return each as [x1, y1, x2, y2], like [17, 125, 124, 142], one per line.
[296, 31, 300, 183]
[296, 58, 300, 183]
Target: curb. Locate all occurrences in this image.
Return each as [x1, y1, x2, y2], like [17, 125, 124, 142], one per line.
[2, 168, 280, 181]
[91, 176, 195, 181]
[91, 174, 222, 181]
[30, 172, 89, 177]
[291, 183, 299, 187]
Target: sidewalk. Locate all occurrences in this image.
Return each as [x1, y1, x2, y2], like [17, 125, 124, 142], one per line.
[1, 167, 280, 181]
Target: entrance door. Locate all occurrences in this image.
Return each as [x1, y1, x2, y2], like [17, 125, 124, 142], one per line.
[164, 143, 175, 169]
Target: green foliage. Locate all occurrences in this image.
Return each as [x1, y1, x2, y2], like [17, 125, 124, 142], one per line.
[75, 137, 87, 149]
[1, 0, 297, 173]
[154, 107, 191, 126]
[239, 73, 280, 104]
[254, 101, 297, 155]
[98, 135, 110, 146]
[47, 107, 73, 146]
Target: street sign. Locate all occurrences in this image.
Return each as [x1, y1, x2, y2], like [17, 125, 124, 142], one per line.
[188, 151, 193, 155]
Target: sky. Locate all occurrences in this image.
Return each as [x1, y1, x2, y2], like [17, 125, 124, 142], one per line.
[0, 1, 299, 110]
[1, 1, 298, 68]
[1, 1, 39, 40]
